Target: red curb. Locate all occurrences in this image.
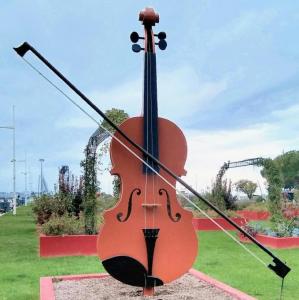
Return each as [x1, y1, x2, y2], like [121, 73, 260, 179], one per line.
[192, 217, 246, 231]
[40, 274, 109, 300]
[52, 273, 109, 281]
[40, 271, 255, 300]
[189, 269, 256, 300]
[40, 277, 55, 300]
[239, 233, 299, 249]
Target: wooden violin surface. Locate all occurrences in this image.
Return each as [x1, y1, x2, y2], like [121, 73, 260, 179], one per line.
[97, 117, 198, 286]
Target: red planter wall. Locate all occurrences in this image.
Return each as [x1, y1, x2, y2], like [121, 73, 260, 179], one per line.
[40, 218, 246, 257]
[283, 208, 299, 219]
[236, 210, 270, 221]
[236, 209, 299, 220]
[39, 234, 98, 257]
[192, 217, 246, 231]
[239, 233, 299, 249]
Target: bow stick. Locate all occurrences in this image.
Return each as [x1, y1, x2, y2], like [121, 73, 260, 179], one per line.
[14, 41, 291, 279]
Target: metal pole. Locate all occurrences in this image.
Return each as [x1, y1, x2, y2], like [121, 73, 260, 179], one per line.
[19, 154, 28, 203]
[24, 152, 27, 194]
[28, 166, 33, 193]
[39, 159, 44, 195]
[0, 112, 15, 213]
[12, 106, 16, 215]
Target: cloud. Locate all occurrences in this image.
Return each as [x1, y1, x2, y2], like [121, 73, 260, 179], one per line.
[19, 65, 299, 195]
[97, 121, 288, 196]
[88, 65, 228, 124]
[183, 100, 299, 194]
[183, 125, 281, 193]
[271, 102, 299, 120]
[208, 9, 277, 48]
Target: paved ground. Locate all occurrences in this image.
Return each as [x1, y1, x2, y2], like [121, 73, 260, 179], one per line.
[54, 274, 236, 300]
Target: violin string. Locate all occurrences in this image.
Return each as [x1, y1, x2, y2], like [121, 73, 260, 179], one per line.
[149, 38, 155, 229]
[149, 35, 155, 289]
[21, 56, 268, 269]
[145, 37, 149, 231]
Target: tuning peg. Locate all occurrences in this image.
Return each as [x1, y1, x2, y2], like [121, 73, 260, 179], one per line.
[155, 32, 166, 40]
[155, 39, 167, 50]
[130, 32, 144, 43]
[132, 44, 144, 53]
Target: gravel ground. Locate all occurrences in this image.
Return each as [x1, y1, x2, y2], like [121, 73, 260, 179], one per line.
[54, 273, 236, 300]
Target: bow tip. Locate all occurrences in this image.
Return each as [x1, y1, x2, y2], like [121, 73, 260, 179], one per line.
[13, 42, 30, 57]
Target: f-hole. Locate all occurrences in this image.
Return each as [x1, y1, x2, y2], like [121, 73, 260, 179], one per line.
[158, 188, 181, 222]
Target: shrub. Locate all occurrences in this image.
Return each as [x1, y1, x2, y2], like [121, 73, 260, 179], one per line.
[32, 195, 54, 224]
[245, 218, 299, 237]
[52, 193, 73, 216]
[240, 223, 258, 238]
[236, 202, 268, 212]
[247, 221, 268, 234]
[32, 193, 73, 225]
[41, 214, 83, 236]
[267, 214, 296, 237]
[292, 228, 299, 237]
[255, 195, 266, 203]
[211, 179, 237, 210]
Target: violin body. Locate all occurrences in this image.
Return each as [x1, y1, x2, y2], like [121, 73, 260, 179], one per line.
[97, 7, 198, 289]
[97, 116, 198, 286]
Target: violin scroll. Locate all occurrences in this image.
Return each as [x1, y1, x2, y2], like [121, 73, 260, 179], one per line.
[139, 7, 159, 26]
[131, 8, 167, 53]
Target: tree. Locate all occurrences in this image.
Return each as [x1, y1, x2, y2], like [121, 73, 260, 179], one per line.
[211, 178, 237, 210]
[273, 151, 299, 188]
[81, 145, 98, 234]
[58, 166, 83, 217]
[99, 108, 129, 198]
[261, 159, 283, 220]
[101, 108, 129, 133]
[235, 180, 257, 200]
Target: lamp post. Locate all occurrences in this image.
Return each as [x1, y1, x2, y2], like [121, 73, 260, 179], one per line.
[39, 158, 45, 195]
[18, 154, 28, 201]
[0, 106, 16, 215]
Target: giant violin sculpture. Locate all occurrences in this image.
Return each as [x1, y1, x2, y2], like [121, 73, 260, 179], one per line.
[14, 6, 291, 298]
[97, 7, 198, 289]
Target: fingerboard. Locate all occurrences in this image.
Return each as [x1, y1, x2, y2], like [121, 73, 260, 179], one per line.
[143, 52, 159, 174]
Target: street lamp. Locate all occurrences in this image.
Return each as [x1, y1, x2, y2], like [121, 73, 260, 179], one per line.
[39, 158, 45, 195]
[17, 154, 28, 200]
[0, 106, 16, 215]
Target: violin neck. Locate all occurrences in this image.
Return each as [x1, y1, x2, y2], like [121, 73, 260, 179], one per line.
[143, 51, 159, 174]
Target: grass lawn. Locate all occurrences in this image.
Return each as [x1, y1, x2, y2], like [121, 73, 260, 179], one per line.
[196, 231, 299, 300]
[0, 206, 298, 300]
[0, 206, 104, 300]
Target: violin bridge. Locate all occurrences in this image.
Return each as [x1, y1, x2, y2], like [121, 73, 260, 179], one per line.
[141, 203, 161, 208]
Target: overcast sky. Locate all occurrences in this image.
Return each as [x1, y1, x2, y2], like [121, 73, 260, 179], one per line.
[1, 1, 299, 194]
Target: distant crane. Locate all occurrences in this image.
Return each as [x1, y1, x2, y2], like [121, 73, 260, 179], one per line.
[38, 158, 48, 194]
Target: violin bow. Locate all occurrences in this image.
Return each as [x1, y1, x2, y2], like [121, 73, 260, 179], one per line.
[14, 41, 291, 280]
